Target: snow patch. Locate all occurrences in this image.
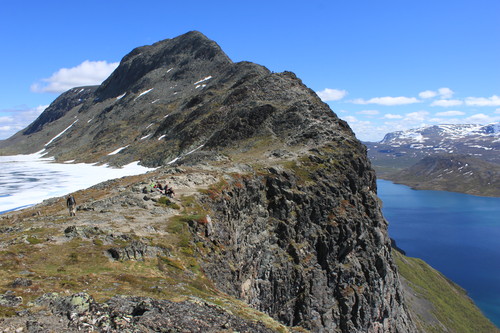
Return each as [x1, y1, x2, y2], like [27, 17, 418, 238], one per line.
[140, 134, 152, 140]
[158, 135, 166, 141]
[134, 88, 154, 101]
[167, 157, 180, 165]
[116, 92, 127, 100]
[193, 76, 212, 85]
[45, 120, 79, 147]
[108, 145, 129, 155]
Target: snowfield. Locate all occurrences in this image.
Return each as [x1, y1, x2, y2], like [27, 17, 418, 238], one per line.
[0, 151, 154, 214]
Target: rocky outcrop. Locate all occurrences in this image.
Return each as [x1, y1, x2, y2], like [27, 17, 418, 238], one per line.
[2, 292, 275, 333]
[190, 144, 415, 332]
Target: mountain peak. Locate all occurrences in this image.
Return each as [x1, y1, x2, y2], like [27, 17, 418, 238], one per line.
[95, 31, 232, 101]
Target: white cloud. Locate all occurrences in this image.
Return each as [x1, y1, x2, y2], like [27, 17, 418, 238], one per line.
[430, 99, 463, 107]
[0, 105, 48, 139]
[383, 113, 403, 119]
[418, 87, 454, 99]
[316, 88, 347, 102]
[31, 60, 119, 93]
[438, 87, 454, 99]
[465, 113, 500, 123]
[465, 95, 500, 107]
[405, 110, 430, 122]
[351, 96, 420, 106]
[419, 90, 437, 99]
[357, 110, 379, 116]
[495, 108, 500, 114]
[434, 110, 465, 117]
[343, 115, 359, 123]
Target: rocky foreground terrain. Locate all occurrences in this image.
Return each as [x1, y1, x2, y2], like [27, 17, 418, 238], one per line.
[0, 31, 497, 332]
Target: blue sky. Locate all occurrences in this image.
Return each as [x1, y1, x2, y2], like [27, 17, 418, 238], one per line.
[1, 0, 499, 141]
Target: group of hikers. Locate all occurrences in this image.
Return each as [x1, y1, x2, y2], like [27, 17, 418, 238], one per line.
[152, 181, 176, 197]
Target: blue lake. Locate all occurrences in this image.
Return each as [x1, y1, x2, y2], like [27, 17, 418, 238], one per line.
[378, 179, 500, 327]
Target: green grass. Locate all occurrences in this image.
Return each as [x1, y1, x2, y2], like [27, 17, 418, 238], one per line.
[394, 251, 499, 333]
[157, 196, 181, 209]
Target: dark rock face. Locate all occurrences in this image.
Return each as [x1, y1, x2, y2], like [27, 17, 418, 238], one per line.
[95, 31, 232, 101]
[191, 144, 415, 332]
[106, 240, 165, 261]
[23, 86, 97, 135]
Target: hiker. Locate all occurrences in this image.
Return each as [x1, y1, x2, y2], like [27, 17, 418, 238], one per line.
[165, 187, 175, 198]
[66, 194, 76, 217]
[155, 182, 163, 192]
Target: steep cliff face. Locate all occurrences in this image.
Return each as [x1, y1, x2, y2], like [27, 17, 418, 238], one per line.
[188, 143, 414, 332]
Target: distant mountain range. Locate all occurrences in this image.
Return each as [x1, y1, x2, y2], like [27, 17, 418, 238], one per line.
[365, 123, 500, 196]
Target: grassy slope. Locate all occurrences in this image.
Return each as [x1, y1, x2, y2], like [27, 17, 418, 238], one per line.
[0, 170, 296, 332]
[394, 251, 499, 333]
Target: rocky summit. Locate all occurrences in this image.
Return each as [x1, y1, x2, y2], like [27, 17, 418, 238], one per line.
[0, 32, 497, 332]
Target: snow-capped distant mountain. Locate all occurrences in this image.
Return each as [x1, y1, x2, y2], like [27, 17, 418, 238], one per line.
[380, 123, 500, 146]
[363, 122, 500, 193]
[365, 123, 500, 196]
[366, 123, 500, 168]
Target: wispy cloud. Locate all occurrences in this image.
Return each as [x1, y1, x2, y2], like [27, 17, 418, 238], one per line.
[465, 95, 500, 107]
[435, 110, 465, 116]
[31, 60, 119, 93]
[383, 113, 403, 119]
[465, 113, 500, 123]
[418, 90, 438, 99]
[430, 99, 463, 107]
[419, 87, 454, 99]
[316, 88, 348, 101]
[0, 105, 48, 139]
[357, 110, 379, 116]
[438, 87, 454, 99]
[351, 96, 420, 106]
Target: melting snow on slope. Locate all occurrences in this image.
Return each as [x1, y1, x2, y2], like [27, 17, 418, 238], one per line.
[116, 92, 127, 100]
[193, 76, 212, 85]
[108, 145, 129, 155]
[166, 144, 205, 164]
[134, 88, 154, 101]
[0, 153, 153, 214]
[45, 120, 79, 146]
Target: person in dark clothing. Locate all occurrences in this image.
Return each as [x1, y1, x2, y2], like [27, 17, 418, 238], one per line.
[165, 187, 175, 198]
[66, 195, 76, 216]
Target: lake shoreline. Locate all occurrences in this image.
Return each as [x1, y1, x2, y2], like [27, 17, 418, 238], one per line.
[378, 179, 500, 327]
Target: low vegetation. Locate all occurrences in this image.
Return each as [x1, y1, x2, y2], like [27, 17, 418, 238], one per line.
[394, 251, 499, 333]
